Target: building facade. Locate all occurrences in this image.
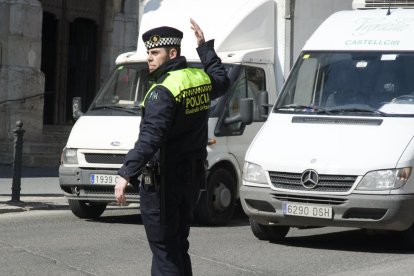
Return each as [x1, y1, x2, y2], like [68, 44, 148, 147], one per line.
[0, 0, 139, 166]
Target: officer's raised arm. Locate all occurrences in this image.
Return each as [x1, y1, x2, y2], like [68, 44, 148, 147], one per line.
[190, 18, 230, 99]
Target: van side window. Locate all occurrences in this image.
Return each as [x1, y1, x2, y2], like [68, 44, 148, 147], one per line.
[228, 66, 266, 125]
[216, 66, 266, 136]
[278, 57, 318, 107]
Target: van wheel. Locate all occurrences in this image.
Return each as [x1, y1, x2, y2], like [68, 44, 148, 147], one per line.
[68, 199, 107, 219]
[249, 218, 289, 241]
[195, 168, 236, 226]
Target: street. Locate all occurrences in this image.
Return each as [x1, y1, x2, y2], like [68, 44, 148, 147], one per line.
[1, 166, 414, 275]
[1, 206, 414, 276]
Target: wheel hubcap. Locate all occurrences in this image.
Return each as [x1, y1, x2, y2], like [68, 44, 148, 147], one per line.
[213, 182, 231, 211]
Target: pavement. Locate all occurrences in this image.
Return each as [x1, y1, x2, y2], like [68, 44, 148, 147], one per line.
[0, 165, 68, 214]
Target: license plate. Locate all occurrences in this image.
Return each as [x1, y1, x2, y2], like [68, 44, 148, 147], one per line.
[282, 202, 332, 219]
[90, 174, 119, 185]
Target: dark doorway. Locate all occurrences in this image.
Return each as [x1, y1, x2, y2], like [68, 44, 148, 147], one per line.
[41, 12, 58, 124]
[66, 18, 98, 123]
[40, 0, 103, 125]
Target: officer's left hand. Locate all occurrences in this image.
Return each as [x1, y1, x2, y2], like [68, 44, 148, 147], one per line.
[114, 176, 129, 205]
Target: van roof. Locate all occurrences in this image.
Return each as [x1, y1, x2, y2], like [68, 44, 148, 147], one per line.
[133, 0, 275, 63]
[304, 9, 414, 51]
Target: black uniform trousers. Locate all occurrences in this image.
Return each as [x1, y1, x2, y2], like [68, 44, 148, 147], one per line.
[140, 159, 204, 276]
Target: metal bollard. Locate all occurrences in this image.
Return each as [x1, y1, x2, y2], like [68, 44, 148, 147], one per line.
[9, 120, 25, 203]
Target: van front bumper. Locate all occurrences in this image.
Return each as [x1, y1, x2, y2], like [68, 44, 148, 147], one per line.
[59, 165, 139, 203]
[240, 185, 414, 231]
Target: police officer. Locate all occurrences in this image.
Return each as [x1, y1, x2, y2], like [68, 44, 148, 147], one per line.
[114, 19, 230, 276]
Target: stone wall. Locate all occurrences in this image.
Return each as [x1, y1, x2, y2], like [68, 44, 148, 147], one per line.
[0, 0, 45, 165]
[0, 0, 139, 166]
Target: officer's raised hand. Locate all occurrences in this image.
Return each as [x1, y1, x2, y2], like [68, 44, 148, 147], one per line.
[190, 18, 205, 46]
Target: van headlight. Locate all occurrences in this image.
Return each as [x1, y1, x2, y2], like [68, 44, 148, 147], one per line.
[356, 168, 411, 190]
[243, 162, 268, 185]
[62, 148, 78, 164]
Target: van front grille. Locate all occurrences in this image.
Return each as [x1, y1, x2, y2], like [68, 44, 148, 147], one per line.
[84, 153, 125, 164]
[269, 171, 357, 192]
[84, 185, 139, 196]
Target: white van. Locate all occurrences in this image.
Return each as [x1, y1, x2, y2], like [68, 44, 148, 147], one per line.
[241, 6, 414, 245]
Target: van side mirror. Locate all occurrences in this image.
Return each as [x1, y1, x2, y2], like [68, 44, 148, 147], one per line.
[258, 90, 272, 119]
[72, 97, 83, 120]
[224, 98, 254, 125]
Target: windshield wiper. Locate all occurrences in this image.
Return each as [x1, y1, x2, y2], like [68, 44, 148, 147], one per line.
[274, 104, 333, 114]
[326, 107, 388, 117]
[90, 105, 140, 114]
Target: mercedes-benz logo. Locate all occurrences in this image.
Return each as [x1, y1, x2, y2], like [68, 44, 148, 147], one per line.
[301, 169, 319, 189]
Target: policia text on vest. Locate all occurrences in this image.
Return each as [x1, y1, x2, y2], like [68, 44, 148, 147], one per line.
[184, 85, 211, 114]
[143, 68, 213, 115]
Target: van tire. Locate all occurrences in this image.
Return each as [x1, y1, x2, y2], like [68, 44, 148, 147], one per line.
[68, 199, 107, 219]
[249, 218, 289, 241]
[195, 168, 236, 226]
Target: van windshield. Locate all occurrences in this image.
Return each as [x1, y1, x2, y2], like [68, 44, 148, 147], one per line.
[88, 63, 150, 115]
[88, 63, 233, 116]
[275, 51, 414, 116]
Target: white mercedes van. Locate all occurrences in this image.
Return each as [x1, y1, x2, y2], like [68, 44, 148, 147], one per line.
[241, 7, 414, 246]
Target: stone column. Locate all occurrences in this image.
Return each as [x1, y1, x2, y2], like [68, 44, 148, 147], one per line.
[0, 0, 45, 164]
[99, 0, 138, 84]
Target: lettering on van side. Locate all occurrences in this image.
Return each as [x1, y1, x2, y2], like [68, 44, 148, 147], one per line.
[352, 18, 413, 36]
[345, 39, 399, 46]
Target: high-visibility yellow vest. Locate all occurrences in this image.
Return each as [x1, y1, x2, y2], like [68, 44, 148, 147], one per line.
[141, 68, 213, 114]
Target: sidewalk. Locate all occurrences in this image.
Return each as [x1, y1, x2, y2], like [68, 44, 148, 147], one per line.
[0, 195, 69, 214]
[0, 165, 68, 214]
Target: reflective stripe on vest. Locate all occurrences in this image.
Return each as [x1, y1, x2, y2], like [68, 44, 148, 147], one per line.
[141, 68, 212, 111]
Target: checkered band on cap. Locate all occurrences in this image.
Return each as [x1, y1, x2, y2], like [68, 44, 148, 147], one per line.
[144, 36, 182, 50]
[142, 26, 183, 50]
